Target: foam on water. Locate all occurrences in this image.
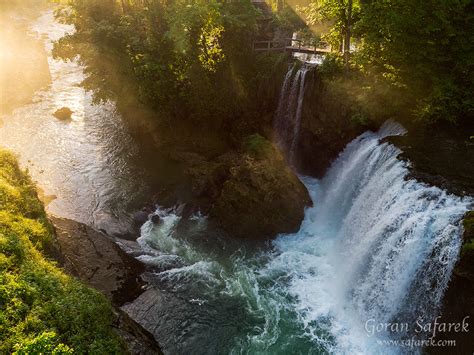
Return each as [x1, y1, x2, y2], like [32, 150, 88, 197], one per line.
[268, 121, 471, 353]
[137, 122, 471, 354]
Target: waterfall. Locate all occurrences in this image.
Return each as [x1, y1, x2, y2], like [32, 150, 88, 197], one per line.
[274, 64, 310, 167]
[268, 121, 472, 353]
[132, 121, 471, 354]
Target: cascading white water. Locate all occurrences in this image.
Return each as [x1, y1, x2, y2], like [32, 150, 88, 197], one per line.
[274, 64, 310, 166]
[133, 121, 471, 354]
[5, 9, 470, 355]
[268, 121, 471, 353]
[289, 66, 308, 164]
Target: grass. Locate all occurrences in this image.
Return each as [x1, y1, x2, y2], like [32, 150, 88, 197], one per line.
[0, 149, 125, 353]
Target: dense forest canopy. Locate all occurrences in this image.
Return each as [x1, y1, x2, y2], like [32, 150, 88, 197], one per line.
[53, 0, 473, 128]
[53, 0, 288, 140]
[305, 0, 474, 123]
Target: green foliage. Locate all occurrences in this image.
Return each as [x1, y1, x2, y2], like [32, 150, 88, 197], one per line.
[243, 134, 272, 158]
[53, 0, 285, 134]
[303, 0, 360, 51]
[13, 331, 73, 354]
[318, 53, 345, 77]
[273, 4, 307, 33]
[306, 0, 473, 124]
[0, 149, 124, 354]
[354, 0, 474, 123]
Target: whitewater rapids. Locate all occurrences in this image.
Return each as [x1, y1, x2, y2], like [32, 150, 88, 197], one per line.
[136, 121, 472, 354]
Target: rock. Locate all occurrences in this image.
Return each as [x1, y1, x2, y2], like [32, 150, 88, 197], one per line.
[121, 288, 164, 340]
[210, 136, 311, 239]
[151, 214, 161, 224]
[113, 308, 163, 355]
[295, 68, 370, 177]
[95, 210, 139, 240]
[36, 186, 57, 207]
[429, 211, 474, 354]
[152, 137, 310, 240]
[388, 123, 474, 196]
[49, 215, 145, 305]
[49, 216, 163, 354]
[133, 209, 150, 227]
[53, 106, 73, 120]
[456, 212, 474, 280]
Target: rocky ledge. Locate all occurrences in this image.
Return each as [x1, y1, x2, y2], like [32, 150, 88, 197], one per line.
[388, 124, 474, 197]
[49, 216, 163, 354]
[210, 135, 311, 239]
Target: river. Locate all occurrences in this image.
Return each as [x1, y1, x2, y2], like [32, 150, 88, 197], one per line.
[1, 10, 471, 355]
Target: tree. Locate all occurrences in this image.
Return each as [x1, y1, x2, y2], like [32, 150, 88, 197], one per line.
[354, 0, 474, 122]
[303, 0, 359, 64]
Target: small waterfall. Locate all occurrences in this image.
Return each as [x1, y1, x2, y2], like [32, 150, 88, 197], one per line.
[289, 66, 308, 164]
[274, 64, 310, 167]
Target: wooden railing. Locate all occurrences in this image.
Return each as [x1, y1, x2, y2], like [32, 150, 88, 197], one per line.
[252, 38, 331, 54]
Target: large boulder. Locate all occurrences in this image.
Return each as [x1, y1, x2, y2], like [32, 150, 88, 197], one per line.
[49, 216, 163, 354]
[49, 215, 144, 304]
[210, 135, 311, 239]
[158, 135, 311, 239]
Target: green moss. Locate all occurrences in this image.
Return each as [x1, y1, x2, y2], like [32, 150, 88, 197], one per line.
[0, 149, 125, 353]
[462, 211, 474, 255]
[242, 134, 272, 159]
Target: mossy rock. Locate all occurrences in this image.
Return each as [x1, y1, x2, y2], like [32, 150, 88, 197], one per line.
[210, 137, 311, 239]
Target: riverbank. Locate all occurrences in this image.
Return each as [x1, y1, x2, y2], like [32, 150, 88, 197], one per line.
[0, 147, 163, 353]
[0, 149, 123, 352]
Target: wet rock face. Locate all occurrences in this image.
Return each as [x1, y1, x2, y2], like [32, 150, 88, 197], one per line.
[113, 308, 163, 355]
[429, 212, 474, 354]
[49, 215, 145, 305]
[50, 216, 164, 354]
[457, 212, 474, 282]
[388, 124, 474, 197]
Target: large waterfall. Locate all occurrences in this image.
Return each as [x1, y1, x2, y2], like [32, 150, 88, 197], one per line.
[268, 121, 471, 353]
[5, 10, 471, 355]
[131, 121, 471, 354]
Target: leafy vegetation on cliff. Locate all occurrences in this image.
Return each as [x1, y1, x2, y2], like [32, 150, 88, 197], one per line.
[304, 0, 474, 124]
[53, 0, 288, 139]
[0, 149, 124, 353]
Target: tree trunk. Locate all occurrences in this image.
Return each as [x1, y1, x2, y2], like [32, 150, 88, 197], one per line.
[120, 0, 129, 14]
[344, 0, 352, 66]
